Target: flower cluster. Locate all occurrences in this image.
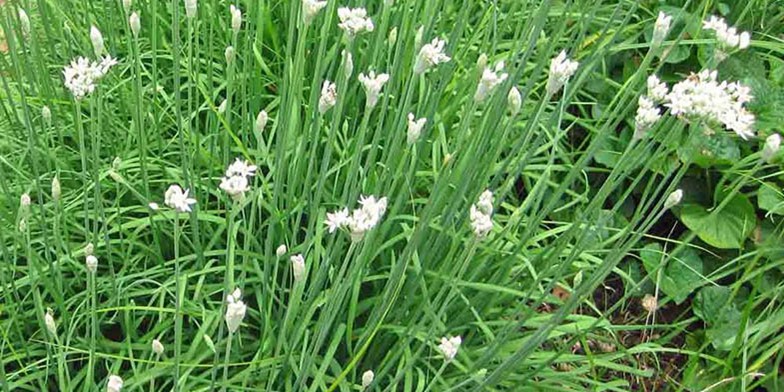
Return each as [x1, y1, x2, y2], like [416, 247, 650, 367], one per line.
[225, 288, 247, 334]
[703, 15, 750, 55]
[164, 185, 197, 212]
[546, 50, 579, 96]
[325, 195, 388, 241]
[469, 190, 494, 238]
[437, 335, 462, 362]
[337, 7, 374, 38]
[358, 71, 390, 109]
[318, 80, 337, 114]
[634, 96, 662, 140]
[219, 158, 257, 200]
[63, 56, 118, 100]
[665, 70, 754, 139]
[303, 0, 327, 25]
[474, 60, 508, 103]
[414, 38, 451, 75]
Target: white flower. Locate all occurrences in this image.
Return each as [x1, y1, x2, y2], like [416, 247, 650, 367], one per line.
[414, 38, 450, 75]
[318, 80, 338, 114]
[664, 70, 755, 139]
[224, 46, 235, 64]
[255, 110, 268, 134]
[325, 195, 388, 241]
[437, 336, 462, 362]
[225, 288, 247, 333]
[652, 11, 672, 46]
[63, 56, 118, 100]
[546, 50, 579, 96]
[324, 208, 350, 233]
[152, 339, 164, 355]
[291, 254, 306, 282]
[86, 255, 98, 273]
[225, 158, 257, 179]
[107, 375, 123, 392]
[646, 75, 668, 103]
[130, 12, 141, 38]
[19, 9, 31, 36]
[52, 176, 61, 201]
[343, 50, 354, 79]
[507, 87, 522, 115]
[358, 71, 390, 109]
[474, 60, 508, 103]
[664, 189, 683, 209]
[90, 25, 105, 57]
[407, 113, 427, 144]
[361, 370, 375, 389]
[219, 175, 250, 199]
[470, 190, 494, 238]
[337, 7, 374, 38]
[148, 202, 160, 210]
[184, 0, 197, 18]
[302, 0, 327, 25]
[230, 5, 242, 33]
[276, 244, 287, 257]
[702, 15, 751, 59]
[762, 133, 781, 162]
[20, 193, 31, 208]
[44, 309, 56, 335]
[634, 96, 661, 139]
[164, 185, 197, 212]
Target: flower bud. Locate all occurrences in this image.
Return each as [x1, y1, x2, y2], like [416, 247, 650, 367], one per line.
[388, 27, 397, 47]
[90, 25, 105, 57]
[664, 189, 683, 210]
[85, 242, 95, 256]
[151, 339, 164, 355]
[218, 100, 227, 115]
[507, 86, 521, 115]
[52, 176, 61, 201]
[225, 288, 247, 334]
[361, 370, 375, 389]
[112, 156, 122, 170]
[19, 218, 27, 232]
[19, 9, 31, 36]
[641, 294, 658, 313]
[224, 46, 235, 64]
[42, 106, 52, 126]
[184, 0, 197, 19]
[230, 5, 242, 34]
[122, 0, 133, 14]
[476, 53, 488, 72]
[291, 254, 305, 282]
[652, 12, 672, 47]
[107, 375, 124, 392]
[130, 12, 141, 38]
[86, 255, 98, 273]
[255, 110, 268, 134]
[762, 133, 781, 162]
[276, 244, 287, 257]
[343, 50, 354, 79]
[44, 308, 57, 335]
[414, 26, 424, 50]
[20, 193, 31, 208]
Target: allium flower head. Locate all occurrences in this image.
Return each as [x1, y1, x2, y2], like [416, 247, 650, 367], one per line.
[291, 254, 306, 282]
[338, 7, 374, 38]
[647, 75, 668, 103]
[703, 15, 750, 53]
[90, 25, 105, 57]
[184, 0, 197, 18]
[152, 339, 164, 355]
[325, 195, 388, 241]
[437, 336, 462, 362]
[44, 309, 56, 335]
[414, 38, 451, 75]
[107, 375, 123, 392]
[469, 190, 494, 238]
[362, 370, 375, 389]
[302, 0, 328, 25]
[324, 208, 350, 233]
[318, 80, 337, 114]
[164, 185, 197, 212]
[762, 133, 781, 162]
[546, 50, 579, 96]
[220, 158, 257, 200]
[358, 71, 390, 109]
[63, 56, 118, 100]
[225, 288, 247, 333]
[474, 60, 508, 103]
[652, 11, 672, 46]
[664, 70, 755, 139]
[634, 96, 661, 140]
[86, 255, 98, 273]
[229, 5, 242, 33]
[407, 113, 427, 144]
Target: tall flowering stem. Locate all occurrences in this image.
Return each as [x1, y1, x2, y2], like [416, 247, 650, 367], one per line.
[173, 213, 183, 391]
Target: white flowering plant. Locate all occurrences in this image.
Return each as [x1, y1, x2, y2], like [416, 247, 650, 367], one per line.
[1, 2, 783, 392]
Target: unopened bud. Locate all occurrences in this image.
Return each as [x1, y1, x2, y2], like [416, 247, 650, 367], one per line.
[130, 12, 141, 38]
[255, 110, 268, 134]
[112, 156, 122, 170]
[276, 244, 287, 257]
[42, 106, 52, 126]
[218, 100, 227, 115]
[476, 53, 488, 72]
[230, 5, 242, 34]
[44, 308, 57, 335]
[52, 176, 61, 201]
[343, 50, 354, 79]
[641, 294, 658, 313]
[414, 26, 424, 50]
[86, 255, 98, 273]
[151, 339, 164, 355]
[19, 9, 31, 36]
[362, 370, 375, 389]
[122, 0, 133, 14]
[291, 254, 305, 282]
[224, 46, 235, 64]
[664, 189, 683, 209]
[85, 242, 95, 256]
[762, 133, 781, 162]
[90, 25, 105, 57]
[388, 27, 397, 47]
[507, 87, 521, 115]
[184, 0, 197, 19]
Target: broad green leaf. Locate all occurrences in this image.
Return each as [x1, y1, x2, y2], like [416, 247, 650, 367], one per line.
[679, 194, 756, 249]
[758, 182, 784, 215]
[694, 286, 741, 350]
[677, 127, 740, 168]
[640, 243, 703, 304]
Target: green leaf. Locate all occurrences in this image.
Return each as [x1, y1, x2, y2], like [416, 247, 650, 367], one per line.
[640, 244, 704, 304]
[758, 183, 784, 215]
[679, 194, 756, 249]
[694, 286, 741, 350]
[677, 127, 740, 168]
